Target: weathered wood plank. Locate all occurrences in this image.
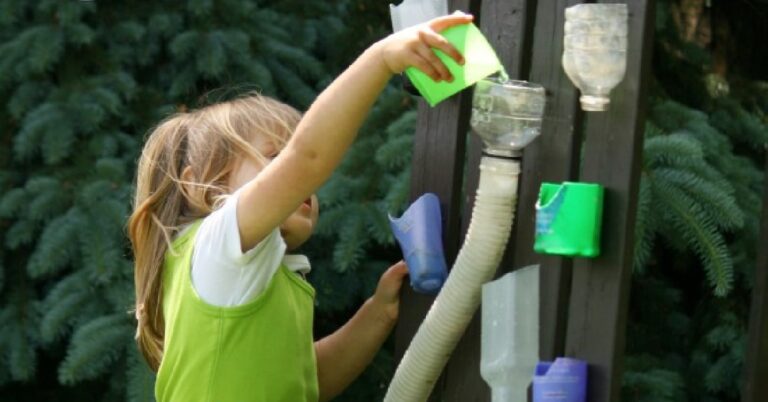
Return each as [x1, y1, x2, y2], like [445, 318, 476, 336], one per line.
[510, 0, 585, 362]
[441, 0, 537, 400]
[564, 1, 654, 401]
[393, 87, 473, 402]
[741, 156, 768, 402]
[466, 0, 537, 247]
[393, 1, 481, 400]
[463, 0, 539, 238]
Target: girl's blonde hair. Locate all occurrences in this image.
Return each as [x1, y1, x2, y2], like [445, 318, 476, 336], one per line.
[127, 93, 301, 371]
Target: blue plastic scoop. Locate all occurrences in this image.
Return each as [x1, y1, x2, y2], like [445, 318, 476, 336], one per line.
[389, 193, 449, 295]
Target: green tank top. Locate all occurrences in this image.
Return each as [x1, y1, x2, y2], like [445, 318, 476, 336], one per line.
[155, 221, 319, 402]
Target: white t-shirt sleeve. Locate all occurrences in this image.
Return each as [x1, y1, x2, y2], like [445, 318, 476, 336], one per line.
[191, 189, 287, 307]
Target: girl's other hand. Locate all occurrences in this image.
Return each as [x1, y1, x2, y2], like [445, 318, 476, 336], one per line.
[375, 12, 474, 82]
[370, 261, 409, 324]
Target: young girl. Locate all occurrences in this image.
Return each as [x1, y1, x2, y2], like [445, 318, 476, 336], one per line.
[128, 13, 473, 402]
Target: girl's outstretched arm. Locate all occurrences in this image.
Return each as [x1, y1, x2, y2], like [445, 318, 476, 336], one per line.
[236, 13, 473, 250]
[314, 261, 409, 401]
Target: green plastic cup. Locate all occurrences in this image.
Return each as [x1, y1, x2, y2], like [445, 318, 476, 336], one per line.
[534, 182, 604, 258]
[405, 22, 502, 106]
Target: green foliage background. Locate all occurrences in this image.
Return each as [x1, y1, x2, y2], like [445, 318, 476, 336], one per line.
[0, 1, 408, 400]
[0, 0, 765, 401]
[622, 1, 768, 400]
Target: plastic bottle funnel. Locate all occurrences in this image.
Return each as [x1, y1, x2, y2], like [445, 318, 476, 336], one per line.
[534, 182, 604, 258]
[405, 22, 503, 106]
[389, 193, 448, 295]
[481, 265, 540, 402]
[471, 78, 546, 158]
[533, 358, 587, 402]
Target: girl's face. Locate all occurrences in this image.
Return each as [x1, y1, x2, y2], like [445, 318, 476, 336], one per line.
[227, 137, 319, 251]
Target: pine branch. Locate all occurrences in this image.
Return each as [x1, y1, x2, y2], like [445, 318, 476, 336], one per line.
[643, 133, 704, 170]
[28, 210, 81, 278]
[376, 135, 414, 170]
[169, 30, 202, 60]
[5, 219, 37, 249]
[263, 41, 323, 81]
[333, 205, 369, 272]
[0, 254, 5, 295]
[26, 176, 68, 222]
[265, 59, 315, 108]
[651, 100, 708, 132]
[0, 188, 27, 218]
[1, 285, 41, 381]
[633, 177, 655, 271]
[655, 167, 743, 231]
[7, 322, 36, 381]
[125, 345, 155, 402]
[365, 201, 395, 246]
[24, 25, 65, 74]
[59, 314, 132, 385]
[195, 32, 227, 79]
[384, 169, 411, 214]
[7, 81, 53, 119]
[40, 291, 89, 344]
[650, 177, 733, 295]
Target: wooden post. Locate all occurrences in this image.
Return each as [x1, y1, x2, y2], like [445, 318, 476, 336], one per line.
[741, 156, 768, 402]
[438, 1, 536, 400]
[393, 77, 473, 402]
[510, 0, 585, 362]
[564, 1, 654, 401]
[393, 1, 481, 400]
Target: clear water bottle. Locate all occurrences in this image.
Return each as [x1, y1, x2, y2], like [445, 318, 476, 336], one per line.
[562, 3, 628, 111]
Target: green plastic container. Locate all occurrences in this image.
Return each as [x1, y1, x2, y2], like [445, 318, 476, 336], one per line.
[534, 182, 604, 258]
[406, 22, 502, 106]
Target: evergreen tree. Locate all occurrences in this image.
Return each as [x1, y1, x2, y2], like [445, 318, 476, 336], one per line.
[0, 0, 414, 400]
[623, 0, 767, 399]
[0, 1, 349, 400]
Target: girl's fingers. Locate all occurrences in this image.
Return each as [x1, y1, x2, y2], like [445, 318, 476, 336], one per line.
[409, 50, 443, 82]
[419, 29, 464, 65]
[377, 261, 409, 301]
[428, 12, 474, 32]
[382, 261, 409, 283]
[413, 39, 452, 81]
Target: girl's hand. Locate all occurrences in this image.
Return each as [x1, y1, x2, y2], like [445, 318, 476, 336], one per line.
[375, 12, 474, 82]
[370, 261, 409, 324]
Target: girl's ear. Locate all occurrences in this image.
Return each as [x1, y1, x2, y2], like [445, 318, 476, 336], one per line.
[181, 165, 195, 196]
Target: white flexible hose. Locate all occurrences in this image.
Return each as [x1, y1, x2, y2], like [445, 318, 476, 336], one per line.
[384, 156, 520, 402]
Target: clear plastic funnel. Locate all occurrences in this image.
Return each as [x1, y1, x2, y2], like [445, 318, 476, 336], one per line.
[471, 77, 546, 157]
[481, 265, 540, 402]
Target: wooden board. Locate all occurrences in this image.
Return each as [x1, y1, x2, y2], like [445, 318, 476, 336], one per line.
[392, 2, 481, 400]
[393, 88, 473, 402]
[510, 0, 585, 362]
[741, 157, 768, 402]
[439, 0, 536, 400]
[564, 1, 654, 401]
